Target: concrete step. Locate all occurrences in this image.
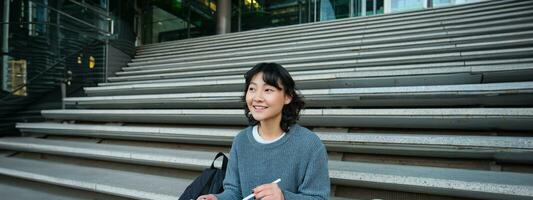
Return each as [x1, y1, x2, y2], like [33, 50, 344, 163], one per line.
[66, 82, 533, 109]
[105, 58, 533, 85]
[135, 0, 529, 57]
[1, 137, 531, 200]
[131, 17, 530, 64]
[137, 15, 531, 63]
[0, 175, 131, 200]
[0, 137, 224, 171]
[131, 30, 433, 68]
[89, 63, 533, 96]
[124, 32, 533, 74]
[0, 156, 193, 200]
[126, 17, 533, 73]
[329, 160, 533, 200]
[129, 18, 533, 70]
[38, 108, 533, 131]
[119, 45, 533, 80]
[16, 123, 239, 145]
[132, 21, 530, 68]
[108, 60, 465, 83]
[13, 124, 533, 162]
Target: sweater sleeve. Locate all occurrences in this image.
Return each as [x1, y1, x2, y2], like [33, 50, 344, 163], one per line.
[214, 138, 242, 200]
[283, 142, 330, 200]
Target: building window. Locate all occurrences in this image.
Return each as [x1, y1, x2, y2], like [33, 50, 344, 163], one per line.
[391, 0, 425, 12]
[433, 0, 485, 8]
[433, 0, 452, 7]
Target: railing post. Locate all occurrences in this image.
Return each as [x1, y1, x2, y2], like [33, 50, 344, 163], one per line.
[60, 82, 66, 109]
[62, 70, 72, 109]
[104, 39, 109, 83]
[2, 0, 11, 92]
[108, 17, 114, 36]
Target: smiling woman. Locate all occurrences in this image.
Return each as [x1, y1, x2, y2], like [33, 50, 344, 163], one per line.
[197, 63, 330, 200]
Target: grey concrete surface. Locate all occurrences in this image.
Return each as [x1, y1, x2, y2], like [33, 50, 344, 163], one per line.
[65, 81, 533, 108]
[10, 125, 533, 162]
[0, 156, 192, 200]
[329, 160, 533, 200]
[0, 175, 131, 200]
[39, 108, 533, 131]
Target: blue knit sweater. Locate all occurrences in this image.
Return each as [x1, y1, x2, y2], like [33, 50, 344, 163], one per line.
[215, 124, 330, 200]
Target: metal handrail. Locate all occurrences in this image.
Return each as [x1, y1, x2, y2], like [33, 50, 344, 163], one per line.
[0, 21, 108, 41]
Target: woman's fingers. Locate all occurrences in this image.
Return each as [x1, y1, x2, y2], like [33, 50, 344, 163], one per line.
[255, 188, 273, 199]
[196, 194, 217, 200]
[254, 183, 283, 200]
[196, 195, 207, 200]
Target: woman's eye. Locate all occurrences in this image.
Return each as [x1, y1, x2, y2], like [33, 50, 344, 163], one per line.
[265, 89, 274, 92]
[248, 87, 255, 92]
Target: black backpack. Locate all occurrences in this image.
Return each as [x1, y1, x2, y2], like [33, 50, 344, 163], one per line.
[179, 152, 229, 200]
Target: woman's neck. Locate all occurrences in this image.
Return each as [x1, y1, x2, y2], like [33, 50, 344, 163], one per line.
[258, 119, 284, 140]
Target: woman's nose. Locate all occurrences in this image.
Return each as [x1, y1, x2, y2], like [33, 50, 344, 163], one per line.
[253, 92, 264, 101]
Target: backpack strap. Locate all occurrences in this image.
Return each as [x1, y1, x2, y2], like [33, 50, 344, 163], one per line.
[211, 152, 229, 171]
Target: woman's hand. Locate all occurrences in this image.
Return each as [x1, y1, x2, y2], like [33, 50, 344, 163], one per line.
[196, 194, 217, 200]
[253, 182, 285, 200]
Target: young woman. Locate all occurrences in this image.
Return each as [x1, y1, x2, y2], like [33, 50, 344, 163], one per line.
[198, 63, 330, 200]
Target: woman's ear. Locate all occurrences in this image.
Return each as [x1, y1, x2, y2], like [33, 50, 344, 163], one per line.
[284, 95, 293, 105]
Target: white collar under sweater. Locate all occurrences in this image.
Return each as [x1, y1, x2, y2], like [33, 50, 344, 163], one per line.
[252, 125, 286, 144]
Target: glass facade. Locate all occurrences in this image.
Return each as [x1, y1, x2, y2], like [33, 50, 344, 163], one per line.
[365, 0, 384, 16]
[2, 0, 109, 93]
[390, 0, 425, 12]
[1, 0, 134, 103]
[433, 0, 484, 8]
[140, 0, 217, 43]
[236, 0, 313, 31]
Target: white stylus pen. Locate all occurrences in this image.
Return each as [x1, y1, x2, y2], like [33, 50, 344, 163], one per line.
[242, 178, 281, 200]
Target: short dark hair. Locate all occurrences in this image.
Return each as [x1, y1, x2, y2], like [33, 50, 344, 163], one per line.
[242, 62, 305, 132]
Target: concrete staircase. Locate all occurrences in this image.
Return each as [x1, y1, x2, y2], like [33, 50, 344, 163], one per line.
[1, 0, 533, 199]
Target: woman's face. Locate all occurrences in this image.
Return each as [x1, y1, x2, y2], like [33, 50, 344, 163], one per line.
[246, 72, 292, 125]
